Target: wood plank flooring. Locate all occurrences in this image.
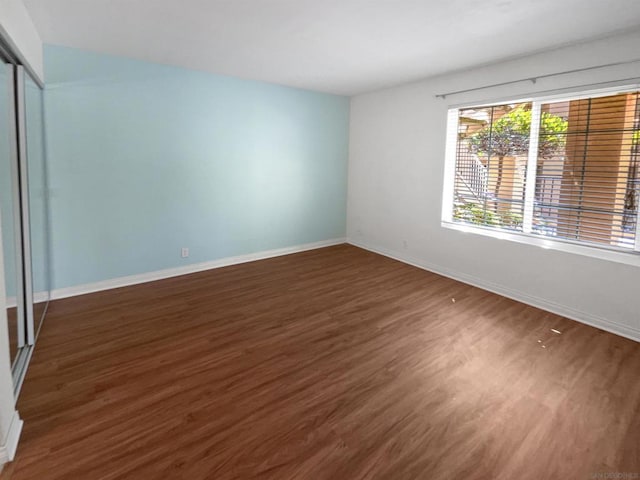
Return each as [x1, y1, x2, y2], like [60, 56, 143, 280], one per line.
[2, 244, 639, 479]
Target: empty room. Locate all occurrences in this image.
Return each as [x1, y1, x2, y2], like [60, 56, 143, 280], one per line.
[0, 0, 638, 478]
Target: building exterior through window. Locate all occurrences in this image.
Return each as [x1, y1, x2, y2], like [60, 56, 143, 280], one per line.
[447, 89, 640, 253]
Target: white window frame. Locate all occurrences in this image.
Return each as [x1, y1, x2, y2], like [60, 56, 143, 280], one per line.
[441, 84, 640, 267]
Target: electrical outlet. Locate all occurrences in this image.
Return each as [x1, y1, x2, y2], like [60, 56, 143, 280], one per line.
[181, 247, 189, 258]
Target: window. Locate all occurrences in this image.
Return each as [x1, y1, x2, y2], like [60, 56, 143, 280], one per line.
[443, 87, 640, 255]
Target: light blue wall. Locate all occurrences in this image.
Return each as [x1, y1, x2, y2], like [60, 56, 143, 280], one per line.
[44, 45, 349, 290]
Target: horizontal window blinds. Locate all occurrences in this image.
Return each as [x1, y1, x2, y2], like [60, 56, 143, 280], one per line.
[449, 89, 640, 252]
[533, 93, 639, 249]
[453, 103, 531, 231]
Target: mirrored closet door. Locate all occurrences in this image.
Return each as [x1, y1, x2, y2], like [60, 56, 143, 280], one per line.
[0, 60, 27, 372]
[1, 45, 50, 397]
[25, 68, 50, 336]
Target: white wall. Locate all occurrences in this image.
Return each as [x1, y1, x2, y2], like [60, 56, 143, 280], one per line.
[0, 0, 43, 82]
[347, 29, 640, 341]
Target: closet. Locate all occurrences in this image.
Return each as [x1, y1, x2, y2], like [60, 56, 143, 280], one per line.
[1, 42, 50, 397]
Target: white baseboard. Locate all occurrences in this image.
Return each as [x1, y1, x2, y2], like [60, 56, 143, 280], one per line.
[348, 239, 640, 343]
[0, 411, 23, 465]
[50, 238, 346, 301]
[5, 291, 49, 309]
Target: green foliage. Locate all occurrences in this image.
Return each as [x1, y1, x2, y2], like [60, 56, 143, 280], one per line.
[453, 202, 523, 230]
[468, 105, 568, 159]
[453, 202, 497, 226]
[499, 210, 524, 229]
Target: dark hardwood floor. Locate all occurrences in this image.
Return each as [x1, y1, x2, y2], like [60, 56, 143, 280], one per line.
[2, 244, 639, 479]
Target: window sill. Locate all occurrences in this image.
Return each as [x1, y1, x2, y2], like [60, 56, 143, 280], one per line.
[441, 221, 640, 267]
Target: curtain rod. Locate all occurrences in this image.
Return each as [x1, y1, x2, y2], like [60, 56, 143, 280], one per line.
[435, 59, 640, 99]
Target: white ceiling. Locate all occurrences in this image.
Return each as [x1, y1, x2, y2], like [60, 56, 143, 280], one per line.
[23, 0, 640, 95]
